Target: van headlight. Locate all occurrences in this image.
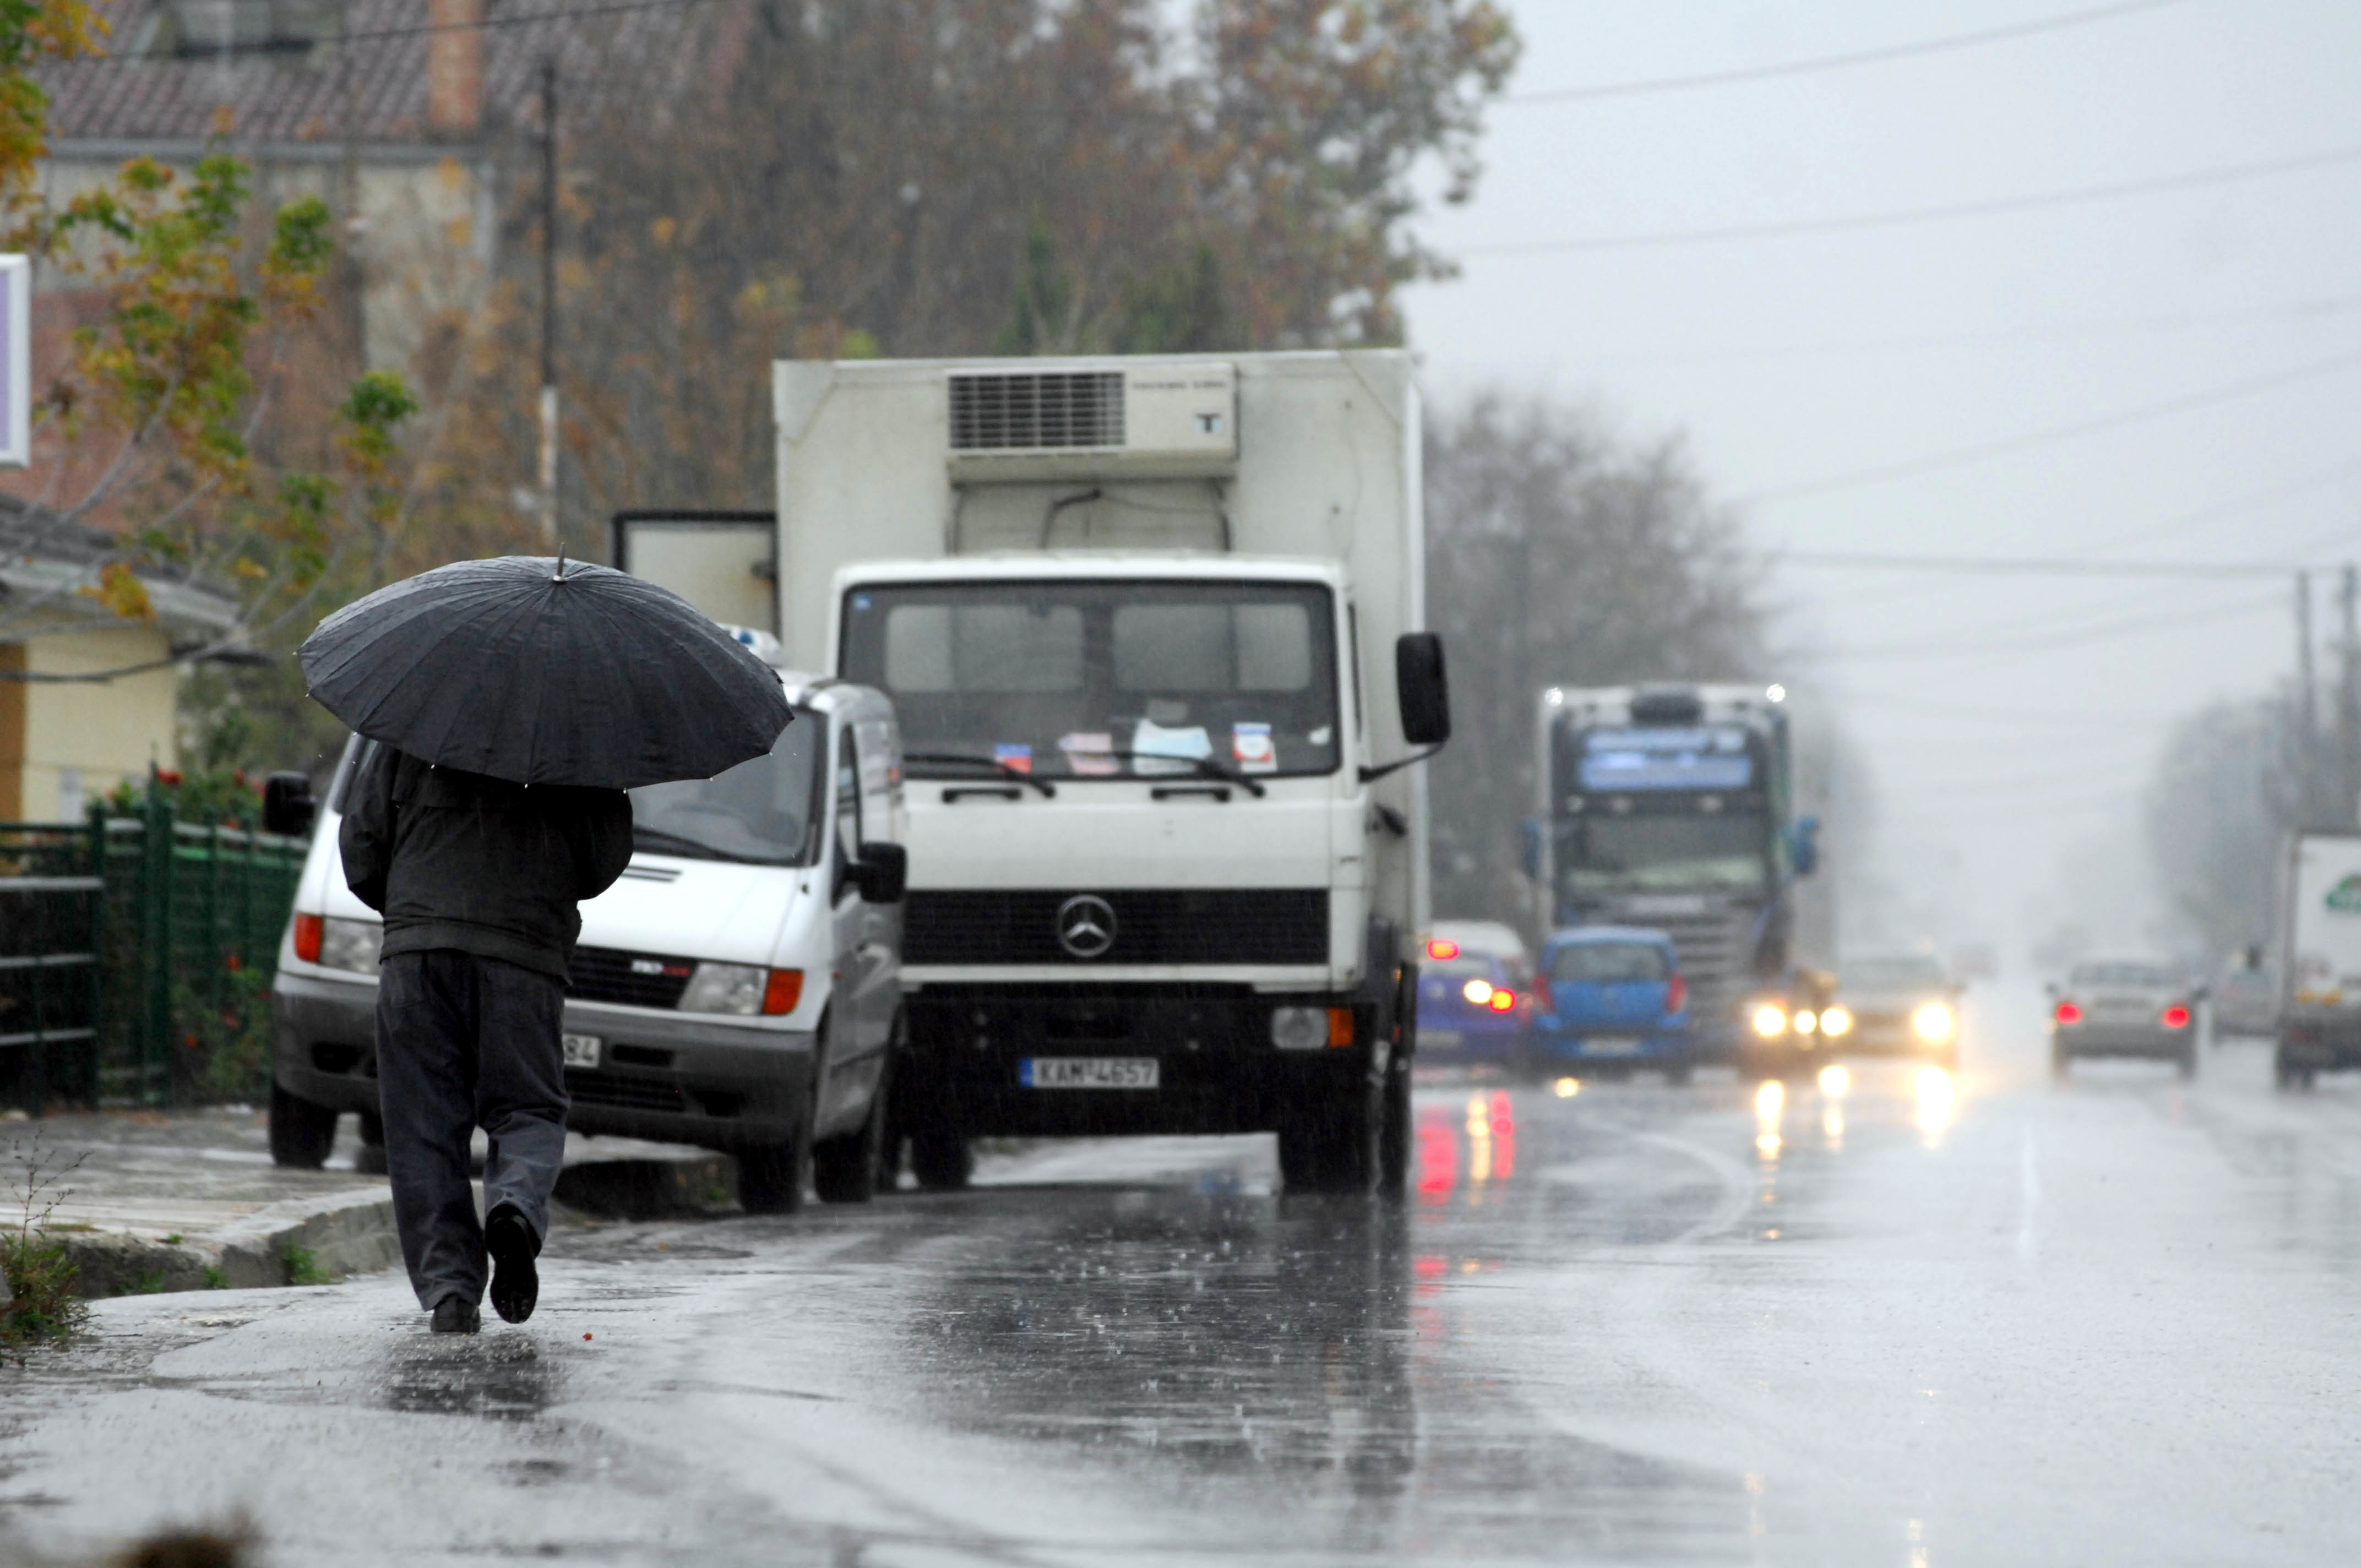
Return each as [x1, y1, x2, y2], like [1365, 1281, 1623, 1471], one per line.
[319, 917, 383, 975]
[678, 961, 765, 1016]
[1912, 1002, 1956, 1043]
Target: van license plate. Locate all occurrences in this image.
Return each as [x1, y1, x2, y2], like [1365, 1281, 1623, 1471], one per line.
[1021, 1057, 1159, 1090]
[562, 1033, 602, 1069]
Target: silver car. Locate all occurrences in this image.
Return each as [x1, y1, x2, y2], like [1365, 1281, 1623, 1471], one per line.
[1829, 952, 1963, 1070]
[2049, 958, 2200, 1079]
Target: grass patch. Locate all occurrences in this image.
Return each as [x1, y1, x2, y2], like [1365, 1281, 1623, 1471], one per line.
[127, 1270, 171, 1295]
[284, 1246, 330, 1287]
[202, 1265, 226, 1290]
[3, 1134, 90, 1353]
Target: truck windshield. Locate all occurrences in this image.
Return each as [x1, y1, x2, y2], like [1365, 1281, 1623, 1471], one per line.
[1558, 814, 1769, 894]
[840, 579, 1341, 780]
[627, 707, 823, 865]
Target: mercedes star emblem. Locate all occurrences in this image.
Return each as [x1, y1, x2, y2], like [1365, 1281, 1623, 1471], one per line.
[1056, 894, 1118, 959]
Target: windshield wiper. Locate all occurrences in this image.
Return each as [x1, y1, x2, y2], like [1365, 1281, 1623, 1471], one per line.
[901, 753, 1058, 798]
[1081, 748, 1267, 799]
[631, 825, 777, 865]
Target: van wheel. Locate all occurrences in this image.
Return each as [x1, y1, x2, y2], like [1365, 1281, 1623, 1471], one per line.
[269, 1084, 338, 1169]
[737, 1106, 812, 1215]
[814, 1042, 893, 1205]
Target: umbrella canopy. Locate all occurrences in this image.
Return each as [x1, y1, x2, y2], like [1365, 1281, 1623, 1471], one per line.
[299, 556, 792, 790]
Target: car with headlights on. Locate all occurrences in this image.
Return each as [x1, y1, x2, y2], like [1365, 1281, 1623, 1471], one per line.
[2049, 957, 2199, 1079]
[263, 660, 911, 1212]
[1413, 921, 1532, 1071]
[1828, 952, 1963, 1070]
[1528, 927, 1691, 1082]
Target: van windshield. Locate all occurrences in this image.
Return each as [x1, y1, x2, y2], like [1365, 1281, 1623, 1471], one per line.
[628, 709, 823, 865]
[839, 579, 1341, 780]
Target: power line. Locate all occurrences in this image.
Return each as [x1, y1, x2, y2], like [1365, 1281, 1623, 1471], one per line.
[1736, 347, 2361, 507]
[1774, 550, 2302, 579]
[1465, 143, 2361, 257]
[1832, 587, 2284, 662]
[1503, 0, 2190, 106]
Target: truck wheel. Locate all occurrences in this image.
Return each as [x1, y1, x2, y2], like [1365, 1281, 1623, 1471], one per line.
[269, 1083, 339, 1169]
[909, 1123, 972, 1191]
[814, 1048, 891, 1205]
[1377, 1056, 1412, 1195]
[354, 1109, 388, 1175]
[1278, 1080, 1380, 1194]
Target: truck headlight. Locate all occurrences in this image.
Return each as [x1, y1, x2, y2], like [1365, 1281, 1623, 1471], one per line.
[1912, 1002, 1956, 1043]
[319, 917, 383, 975]
[1819, 1005, 1852, 1037]
[1751, 1004, 1788, 1038]
[1272, 1005, 1352, 1050]
[679, 962, 765, 1016]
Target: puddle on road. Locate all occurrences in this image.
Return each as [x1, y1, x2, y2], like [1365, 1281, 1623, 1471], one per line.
[382, 1335, 558, 1422]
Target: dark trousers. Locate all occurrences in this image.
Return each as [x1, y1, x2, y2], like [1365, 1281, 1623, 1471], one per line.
[376, 950, 569, 1309]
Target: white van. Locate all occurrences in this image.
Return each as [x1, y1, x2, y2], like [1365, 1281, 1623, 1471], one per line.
[263, 668, 907, 1212]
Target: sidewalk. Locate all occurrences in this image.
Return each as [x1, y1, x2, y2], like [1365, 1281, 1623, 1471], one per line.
[3, 1107, 736, 1297]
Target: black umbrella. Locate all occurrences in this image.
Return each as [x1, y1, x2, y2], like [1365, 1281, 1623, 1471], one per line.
[298, 556, 792, 790]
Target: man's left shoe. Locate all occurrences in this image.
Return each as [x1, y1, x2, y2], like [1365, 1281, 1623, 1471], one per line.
[485, 1204, 541, 1325]
[431, 1297, 481, 1335]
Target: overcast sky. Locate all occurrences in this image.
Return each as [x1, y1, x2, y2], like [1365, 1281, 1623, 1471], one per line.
[1402, 0, 2361, 965]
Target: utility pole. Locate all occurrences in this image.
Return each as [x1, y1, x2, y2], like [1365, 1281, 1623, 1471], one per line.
[538, 57, 559, 549]
[2297, 569, 2317, 823]
[2342, 563, 2359, 827]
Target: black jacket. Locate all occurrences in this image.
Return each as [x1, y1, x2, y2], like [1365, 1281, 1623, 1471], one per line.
[340, 748, 634, 982]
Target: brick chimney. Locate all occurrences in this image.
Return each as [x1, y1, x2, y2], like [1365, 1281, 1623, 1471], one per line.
[426, 0, 485, 137]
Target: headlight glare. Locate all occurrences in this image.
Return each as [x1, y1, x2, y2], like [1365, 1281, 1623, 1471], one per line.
[1462, 978, 1494, 1006]
[1751, 1004, 1787, 1038]
[1820, 1005, 1852, 1037]
[319, 917, 382, 974]
[679, 961, 765, 1016]
[1912, 1001, 1956, 1043]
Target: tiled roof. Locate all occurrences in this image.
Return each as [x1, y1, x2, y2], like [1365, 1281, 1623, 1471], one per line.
[37, 0, 736, 149]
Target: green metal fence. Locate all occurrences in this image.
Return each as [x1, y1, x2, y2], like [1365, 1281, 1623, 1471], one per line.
[0, 800, 305, 1110]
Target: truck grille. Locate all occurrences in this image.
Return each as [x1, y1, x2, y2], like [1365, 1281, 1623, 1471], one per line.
[949, 371, 1125, 451]
[905, 889, 1327, 966]
[1645, 910, 1754, 1022]
[566, 946, 695, 1010]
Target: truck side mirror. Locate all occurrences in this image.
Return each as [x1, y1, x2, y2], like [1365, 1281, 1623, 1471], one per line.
[1789, 814, 1820, 877]
[1396, 633, 1451, 747]
[853, 842, 908, 904]
[1520, 818, 1544, 881]
[263, 771, 316, 837]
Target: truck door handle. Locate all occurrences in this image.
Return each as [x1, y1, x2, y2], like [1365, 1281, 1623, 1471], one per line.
[1151, 785, 1231, 802]
[943, 786, 1024, 803]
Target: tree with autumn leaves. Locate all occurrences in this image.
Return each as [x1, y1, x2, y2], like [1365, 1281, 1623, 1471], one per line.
[0, 0, 414, 682]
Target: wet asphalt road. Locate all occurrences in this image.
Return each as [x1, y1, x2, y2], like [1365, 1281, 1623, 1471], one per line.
[6, 992, 2361, 1566]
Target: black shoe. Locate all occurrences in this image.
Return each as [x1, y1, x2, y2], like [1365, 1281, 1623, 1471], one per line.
[430, 1297, 481, 1335]
[485, 1204, 541, 1325]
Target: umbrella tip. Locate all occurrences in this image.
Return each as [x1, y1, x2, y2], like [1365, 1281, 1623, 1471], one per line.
[554, 548, 567, 582]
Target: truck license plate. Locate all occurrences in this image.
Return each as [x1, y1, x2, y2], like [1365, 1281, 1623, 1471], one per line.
[1021, 1057, 1159, 1090]
[562, 1033, 603, 1069]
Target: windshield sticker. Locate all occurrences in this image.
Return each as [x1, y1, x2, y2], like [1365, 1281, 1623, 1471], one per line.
[993, 742, 1032, 776]
[1309, 725, 1332, 745]
[2326, 873, 2361, 913]
[1232, 722, 1277, 774]
[1133, 719, 1212, 777]
[1059, 732, 1119, 776]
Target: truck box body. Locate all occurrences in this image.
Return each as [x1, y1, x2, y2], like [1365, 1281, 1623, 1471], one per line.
[766, 352, 1434, 1185]
[2276, 831, 2361, 1081]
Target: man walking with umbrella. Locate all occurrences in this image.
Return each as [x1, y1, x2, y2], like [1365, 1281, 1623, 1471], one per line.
[301, 556, 792, 1333]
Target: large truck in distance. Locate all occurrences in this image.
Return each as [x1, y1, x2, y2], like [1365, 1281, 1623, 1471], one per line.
[1526, 683, 1824, 1073]
[759, 351, 1447, 1191]
[2275, 830, 2361, 1088]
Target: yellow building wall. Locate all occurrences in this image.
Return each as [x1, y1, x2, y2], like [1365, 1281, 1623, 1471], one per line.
[10, 625, 178, 822]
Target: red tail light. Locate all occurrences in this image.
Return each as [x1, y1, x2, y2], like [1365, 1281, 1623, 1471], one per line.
[293, 912, 323, 963]
[1666, 974, 1687, 1014]
[1487, 988, 1516, 1013]
[1426, 938, 1460, 960]
[2161, 1004, 2191, 1030]
[1538, 977, 1556, 1014]
[2054, 1000, 2082, 1026]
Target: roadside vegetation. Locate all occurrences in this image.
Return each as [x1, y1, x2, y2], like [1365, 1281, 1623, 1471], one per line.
[2, 1136, 88, 1352]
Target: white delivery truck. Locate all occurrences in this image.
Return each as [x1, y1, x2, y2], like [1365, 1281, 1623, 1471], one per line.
[2275, 830, 2361, 1088]
[761, 351, 1448, 1192]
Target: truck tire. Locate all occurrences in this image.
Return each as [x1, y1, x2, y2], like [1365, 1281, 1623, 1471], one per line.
[1277, 1080, 1381, 1194]
[1377, 1056, 1412, 1195]
[269, 1083, 339, 1169]
[909, 1123, 972, 1191]
[814, 1041, 893, 1205]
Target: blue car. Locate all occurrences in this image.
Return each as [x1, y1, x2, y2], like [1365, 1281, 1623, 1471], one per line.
[1530, 927, 1692, 1082]
[1414, 921, 1532, 1070]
